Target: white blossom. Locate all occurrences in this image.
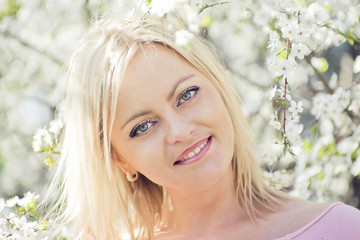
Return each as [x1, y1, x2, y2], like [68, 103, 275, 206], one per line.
[5, 196, 19, 208]
[347, 6, 360, 26]
[288, 100, 304, 117]
[349, 86, 360, 114]
[290, 43, 311, 60]
[351, 157, 360, 176]
[277, 86, 292, 101]
[282, 23, 300, 41]
[276, 59, 297, 80]
[353, 55, 360, 74]
[175, 30, 194, 47]
[348, 100, 360, 114]
[147, 0, 179, 17]
[48, 118, 64, 136]
[269, 111, 281, 130]
[311, 57, 328, 72]
[264, 170, 293, 189]
[32, 128, 52, 152]
[333, 87, 350, 110]
[9, 215, 27, 229]
[267, 85, 277, 100]
[22, 221, 38, 237]
[267, 31, 281, 52]
[302, 3, 330, 25]
[0, 216, 6, 226]
[285, 120, 304, 145]
[181, 4, 200, 33]
[18, 192, 39, 210]
[0, 199, 4, 213]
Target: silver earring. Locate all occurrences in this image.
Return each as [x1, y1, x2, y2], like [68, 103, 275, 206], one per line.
[126, 172, 139, 182]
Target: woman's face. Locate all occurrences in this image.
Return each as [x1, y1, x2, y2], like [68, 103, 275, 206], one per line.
[111, 44, 234, 191]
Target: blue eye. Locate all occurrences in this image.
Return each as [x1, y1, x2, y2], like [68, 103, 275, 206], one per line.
[130, 119, 157, 138]
[177, 86, 199, 106]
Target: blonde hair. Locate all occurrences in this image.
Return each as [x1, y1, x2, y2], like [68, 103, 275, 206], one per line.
[46, 12, 285, 240]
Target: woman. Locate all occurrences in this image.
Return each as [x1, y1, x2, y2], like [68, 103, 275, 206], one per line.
[47, 12, 360, 240]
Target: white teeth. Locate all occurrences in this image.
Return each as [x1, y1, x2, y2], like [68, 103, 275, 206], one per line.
[193, 146, 201, 154]
[187, 151, 195, 158]
[179, 139, 209, 162]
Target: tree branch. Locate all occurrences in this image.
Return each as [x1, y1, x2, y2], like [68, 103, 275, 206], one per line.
[199, 2, 231, 14]
[305, 56, 333, 94]
[282, 39, 291, 148]
[0, 30, 63, 65]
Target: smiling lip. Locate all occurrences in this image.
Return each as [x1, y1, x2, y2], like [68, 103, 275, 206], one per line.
[174, 136, 212, 166]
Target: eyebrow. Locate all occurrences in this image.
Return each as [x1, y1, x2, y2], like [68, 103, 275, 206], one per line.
[121, 110, 152, 129]
[167, 74, 195, 101]
[121, 74, 195, 129]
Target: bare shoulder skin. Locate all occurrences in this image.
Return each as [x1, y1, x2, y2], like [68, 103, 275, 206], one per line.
[154, 198, 331, 240]
[254, 198, 331, 239]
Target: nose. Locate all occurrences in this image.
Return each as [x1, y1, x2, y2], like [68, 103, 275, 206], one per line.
[165, 111, 196, 144]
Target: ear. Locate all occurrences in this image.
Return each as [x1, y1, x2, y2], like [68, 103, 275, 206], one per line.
[111, 149, 128, 174]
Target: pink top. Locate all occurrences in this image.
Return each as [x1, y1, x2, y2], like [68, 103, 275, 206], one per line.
[274, 202, 360, 240]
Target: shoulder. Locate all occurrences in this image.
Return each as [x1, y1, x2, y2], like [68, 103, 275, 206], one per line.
[271, 198, 333, 228]
[319, 202, 360, 228]
[274, 200, 360, 240]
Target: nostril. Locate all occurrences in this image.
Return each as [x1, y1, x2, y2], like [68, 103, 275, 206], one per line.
[165, 119, 196, 144]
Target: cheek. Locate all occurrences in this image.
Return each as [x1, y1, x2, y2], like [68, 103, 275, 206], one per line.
[208, 95, 235, 149]
[117, 136, 165, 173]
[200, 92, 233, 129]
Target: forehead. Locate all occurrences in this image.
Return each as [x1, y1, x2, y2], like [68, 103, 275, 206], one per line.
[115, 44, 198, 115]
[119, 45, 195, 96]
[124, 44, 190, 84]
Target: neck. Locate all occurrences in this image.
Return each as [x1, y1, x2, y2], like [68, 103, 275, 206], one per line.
[160, 166, 248, 237]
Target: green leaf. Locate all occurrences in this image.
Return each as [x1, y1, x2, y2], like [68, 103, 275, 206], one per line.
[38, 220, 49, 231]
[310, 125, 318, 138]
[327, 142, 336, 154]
[0, 152, 4, 171]
[268, 18, 277, 31]
[37, 147, 49, 153]
[324, 5, 332, 13]
[288, 147, 296, 157]
[275, 75, 284, 82]
[295, 0, 312, 7]
[27, 198, 37, 212]
[201, 15, 212, 28]
[307, 177, 312, 189]
[317, 142, 344, 158]
[27, 209, 40, 220]
[17, 206, 27, 214]
[304, 139, 313, 153]
[344, 29, 359, 46]
[44, 154, 57, 170]
[326, 142, 343, 157]
[0, 0, 21, 19]
[351, 147, 359, 161]
[318, 146, 326, 158]
[277, 48, 288, 59]
[317, 171, 324, 180]
[318, 58, 329, 73]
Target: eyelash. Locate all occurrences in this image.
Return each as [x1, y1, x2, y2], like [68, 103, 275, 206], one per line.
[130, 119, 158, 138]
[177, 86, 199, 106]
[129, 86, 200, 138]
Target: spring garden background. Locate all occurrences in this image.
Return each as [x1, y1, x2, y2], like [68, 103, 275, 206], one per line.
[0, 0, 359, 238]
